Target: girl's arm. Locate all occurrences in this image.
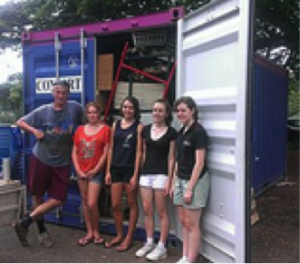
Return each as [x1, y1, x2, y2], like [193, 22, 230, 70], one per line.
[165, 140, 176, 195]
[87, 143, 110, 178]
[168, 141, 176, 180]
[170, 162, 178, 198]
[130, 123, 144, 189]
[141, 139, 146, 167]
[72, 145, 85, 179]
[105, 122, 116, 185]
[184, 149, 206, 204]
[187, 149, 206, 190]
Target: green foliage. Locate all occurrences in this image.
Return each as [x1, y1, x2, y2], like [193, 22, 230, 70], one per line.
[0, 0, 298, 116]
[0, 74, 23, 124]
[289, 88, 299, 117]
[0, 0, 211, 49]
[288, 75, 300, 117]
[0, 2, 30, 49]
[255, 0, 299, 79]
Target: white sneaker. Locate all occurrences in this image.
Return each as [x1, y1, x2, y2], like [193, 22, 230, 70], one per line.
[176, 256, 188, 263]
[146, 245, 167, 261]
[135, 243, 155, 258]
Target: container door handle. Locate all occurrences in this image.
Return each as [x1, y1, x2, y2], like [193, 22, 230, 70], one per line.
[80, 29, 87, 107]
[54, 33, 62, 80]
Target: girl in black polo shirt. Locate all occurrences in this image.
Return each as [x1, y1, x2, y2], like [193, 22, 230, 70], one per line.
[171, 96, 210, 263]
[135, 99, 177, 261]
[105, 96, 143, 251]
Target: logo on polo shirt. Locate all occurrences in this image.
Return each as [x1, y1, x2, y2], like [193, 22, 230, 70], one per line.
[183, 140, 191, 146]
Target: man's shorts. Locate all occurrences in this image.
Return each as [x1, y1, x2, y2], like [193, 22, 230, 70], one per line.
[173, 172, 210, 209]
[28, 155, 70, 202]
[139, 174, 168, 189]
[110, 167, 135, 183]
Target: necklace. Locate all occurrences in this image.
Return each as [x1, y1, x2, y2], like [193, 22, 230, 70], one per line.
[151, 124, 167, 140]
[183, 120, 195, 134]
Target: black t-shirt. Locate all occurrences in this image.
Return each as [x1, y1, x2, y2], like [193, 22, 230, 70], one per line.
[141, 124, 177, 175]
[176, 122, 208, 180]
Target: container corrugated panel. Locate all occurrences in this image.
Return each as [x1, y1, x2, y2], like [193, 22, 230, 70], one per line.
[22, 39, 96, 187]
[0, 126, 24, 182]
[0, 126, 14, 170]
[252, 56, 288, 194]
[23, 39, 95, 113]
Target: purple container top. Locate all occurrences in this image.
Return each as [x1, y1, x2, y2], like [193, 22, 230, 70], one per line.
[22, 7, 184, 45]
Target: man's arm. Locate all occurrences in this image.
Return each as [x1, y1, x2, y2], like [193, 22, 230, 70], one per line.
[16, 119, 44, 140]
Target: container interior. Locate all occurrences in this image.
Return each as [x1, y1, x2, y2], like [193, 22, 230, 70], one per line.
[95, 25, 177, 121]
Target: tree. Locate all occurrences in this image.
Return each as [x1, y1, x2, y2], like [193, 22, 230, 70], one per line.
[0, 0, 299, 76]
[0, 73, 23, 124]
[0, 2, 30, 50]
[255, 0, 299, 79]
[0, 0, 206, 37]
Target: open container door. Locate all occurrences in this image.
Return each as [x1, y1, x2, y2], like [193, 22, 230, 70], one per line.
[176, 0, 253, 262]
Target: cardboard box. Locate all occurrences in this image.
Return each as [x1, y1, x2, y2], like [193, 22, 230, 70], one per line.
[97, 54, 114, 91]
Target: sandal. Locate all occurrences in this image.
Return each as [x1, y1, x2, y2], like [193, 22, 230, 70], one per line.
[78, 236, 93, 246]
[116, 241, 134, 252]
[104, 237, 123, 248]
[94, 237, 105, 245]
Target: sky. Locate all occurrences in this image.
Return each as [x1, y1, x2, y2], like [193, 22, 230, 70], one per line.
[0, 49, 23, 84]
[0, 0, 23, 84]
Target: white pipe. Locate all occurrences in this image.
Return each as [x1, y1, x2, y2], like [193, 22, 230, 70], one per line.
[3, 158, 11, 182]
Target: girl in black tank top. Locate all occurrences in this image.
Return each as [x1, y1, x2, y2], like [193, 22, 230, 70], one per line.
[105, 96, 143, 252]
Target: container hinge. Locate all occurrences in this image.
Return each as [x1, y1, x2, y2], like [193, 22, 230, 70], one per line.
[54, 33, 61, 80]
[80, 29, 87, 49]
[54, 33, 62, 51]
[80, 29, 86, 106]
[55, 205, 63, 220]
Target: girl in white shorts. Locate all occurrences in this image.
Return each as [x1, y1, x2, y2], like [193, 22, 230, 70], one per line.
[135, 99, 177, 261]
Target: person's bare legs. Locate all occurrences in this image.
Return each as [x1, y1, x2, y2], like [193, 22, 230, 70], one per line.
[140, 187, 154, 240]
[105, 183, 124, 247]
[117, 183, 138, 250]
[32, 196, 43, 210]
[30, 198, 63, 220]
[154, 190, 169, 244]
[78, 180, 93, 242]
[185, 209, 202, 263]
[177, 206, 188, 258]
[87, 181, 102, 241]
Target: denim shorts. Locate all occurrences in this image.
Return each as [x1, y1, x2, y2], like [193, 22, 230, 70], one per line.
[90, 171, 105, 184]
[173, 172, 210, 209]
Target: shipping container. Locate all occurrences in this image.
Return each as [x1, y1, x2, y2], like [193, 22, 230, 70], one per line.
[19, 0, 288, 262]
[252, 56, 288, 194]
[0, 126, 24, 182]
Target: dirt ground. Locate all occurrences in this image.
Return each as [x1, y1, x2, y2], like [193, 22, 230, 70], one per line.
[251, 149, 299, 263]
